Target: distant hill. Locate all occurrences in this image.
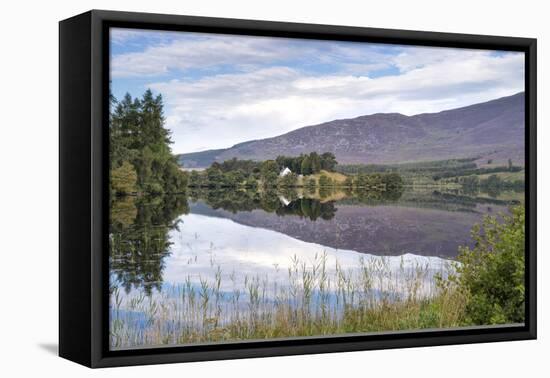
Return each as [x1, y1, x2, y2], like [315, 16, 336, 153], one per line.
[177, 92, 525, 168]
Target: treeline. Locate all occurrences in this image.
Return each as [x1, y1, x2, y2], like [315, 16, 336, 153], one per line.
[207, 152, 337, 176]
[188, 160, 291, 189]
[188, 156, 403, 191]
[432, 165, 522, 181]
[275, 152, 337, 175]
[188, 165, 259, 189]
[336, 158, 524, 191]
[188, 153, 337, 189]
[336, 158, 477, 176]
[110, 90, 187, 197]
[353, 172, 403, 190]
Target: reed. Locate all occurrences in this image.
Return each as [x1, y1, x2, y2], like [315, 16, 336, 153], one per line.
[109, 253, 466, 349]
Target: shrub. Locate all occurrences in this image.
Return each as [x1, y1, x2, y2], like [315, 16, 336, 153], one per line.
[111, 161, 138, 195]
[453, 205, 525, 325]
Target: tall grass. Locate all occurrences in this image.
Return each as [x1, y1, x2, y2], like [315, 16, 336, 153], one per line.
[110, 253, 466, 349]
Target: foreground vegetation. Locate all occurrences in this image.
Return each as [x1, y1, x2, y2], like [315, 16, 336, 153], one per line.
[445, 205, 525, 324]
[110, 205, 525, 349]
[111, 253, 463, 348]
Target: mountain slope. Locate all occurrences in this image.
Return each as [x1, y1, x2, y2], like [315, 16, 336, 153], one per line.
[178, 92, 524, 168]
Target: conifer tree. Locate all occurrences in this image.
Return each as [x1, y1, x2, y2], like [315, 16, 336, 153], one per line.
[109, 90, 187, 196]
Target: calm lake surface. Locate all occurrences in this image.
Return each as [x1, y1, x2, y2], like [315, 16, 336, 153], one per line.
[109, 187, 523, 349]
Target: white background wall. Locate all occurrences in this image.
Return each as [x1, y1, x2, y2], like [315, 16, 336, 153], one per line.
[0, 0, 547, 376]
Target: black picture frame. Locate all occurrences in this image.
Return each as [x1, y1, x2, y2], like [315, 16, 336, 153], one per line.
[59, 9, 537, 368]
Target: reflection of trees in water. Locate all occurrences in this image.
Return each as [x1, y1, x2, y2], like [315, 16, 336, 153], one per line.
[110, 195, 189, 295]
[109, 189, 342, 296]
[190, 188, 338, 221]
[279, 198, 336, 221]
[368, 189, 522, 213]
[108, 186, 516, 296]
[189, 188, 262, 213]
[354, 186, 404, 203]
[335, 186, 522, 213]
[189, 186, 408, 221]
[431, 190, 521, 208]
[452, 185, 523, 199]
[318, 186, 332, 199]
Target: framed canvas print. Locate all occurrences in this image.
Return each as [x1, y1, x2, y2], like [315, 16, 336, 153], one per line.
[59, 10, 537, 368]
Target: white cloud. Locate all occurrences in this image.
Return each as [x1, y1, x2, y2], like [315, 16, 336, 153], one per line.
[110, 31, 397, 78]
[112, 34, 301, 78]
[110, 29, 143, 44]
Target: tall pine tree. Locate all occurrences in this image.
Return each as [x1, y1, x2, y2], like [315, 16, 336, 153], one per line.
[110, 89, 187, 196]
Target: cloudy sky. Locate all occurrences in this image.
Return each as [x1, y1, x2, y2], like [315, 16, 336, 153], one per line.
[110, 28, 524, 155]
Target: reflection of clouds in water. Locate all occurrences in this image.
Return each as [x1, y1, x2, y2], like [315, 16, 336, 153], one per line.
[111, 212, 458, 345]
[163, 213, 454, 295]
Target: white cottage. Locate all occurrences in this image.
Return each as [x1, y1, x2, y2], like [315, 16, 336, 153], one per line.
[279, 167, 292, 177]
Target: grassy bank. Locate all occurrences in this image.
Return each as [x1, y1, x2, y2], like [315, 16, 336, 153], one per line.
[110, 253, 464, 349]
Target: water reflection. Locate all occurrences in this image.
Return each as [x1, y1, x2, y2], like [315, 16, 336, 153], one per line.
[163, 212, 450, 293]
[109, 188, 523, 349]
[110, 188, 521, 294]
[110, 195, 189, 295]
[189, 188, 339, 220]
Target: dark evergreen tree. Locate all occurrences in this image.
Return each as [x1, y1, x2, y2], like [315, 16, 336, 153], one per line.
[109, 90, 187, 196]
